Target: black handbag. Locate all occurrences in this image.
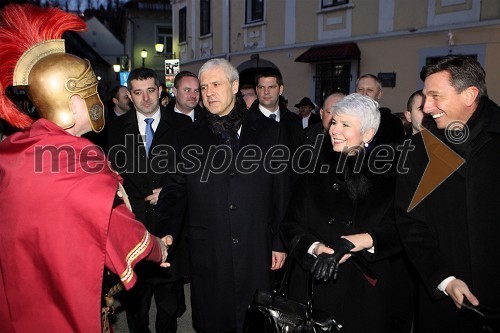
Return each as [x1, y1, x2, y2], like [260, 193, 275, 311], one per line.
[461, 298, 500, 333]
[243, 237, 342, 333]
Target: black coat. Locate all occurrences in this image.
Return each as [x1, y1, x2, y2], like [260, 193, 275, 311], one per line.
[106, 107, 191, 228]
[395, 97, 500, 332]
[106, 108, 191, 283]
[306, 112, 321, 128]
[164, 102, 206, 123]
[375, 107, 405, 145]
[280, 153, 413, 333]
[248, 100, 304, 154]
[155, 106, 291, 332]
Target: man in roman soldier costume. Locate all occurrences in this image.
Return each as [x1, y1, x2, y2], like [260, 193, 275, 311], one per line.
[0, 4, 172, 332]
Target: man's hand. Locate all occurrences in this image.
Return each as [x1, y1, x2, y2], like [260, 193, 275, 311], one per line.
[271, 251, 287, 270]
[445, 278, 479, 308]
[145, 187, 162, 205]
[159, 235, 173, 268]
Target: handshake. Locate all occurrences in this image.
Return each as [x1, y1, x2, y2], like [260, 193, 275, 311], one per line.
[158, 235, 173, 268]
[310, 238, 355, 282]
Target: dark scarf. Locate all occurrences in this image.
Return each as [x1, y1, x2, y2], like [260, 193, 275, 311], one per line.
[334, 145, 395, 204]
[206, 107, 243, 151]
[442, 97, 488, 157]
[341, 153, 372, 204]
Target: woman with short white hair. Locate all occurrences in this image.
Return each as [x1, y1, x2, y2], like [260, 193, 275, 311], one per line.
[280, 93, 413, 332]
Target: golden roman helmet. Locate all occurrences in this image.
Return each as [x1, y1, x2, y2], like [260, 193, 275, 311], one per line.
[12, 39, 105, 133]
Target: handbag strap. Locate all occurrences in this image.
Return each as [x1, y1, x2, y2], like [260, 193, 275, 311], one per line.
[276, 236, 316, 319]
[276, 235, 302, 296]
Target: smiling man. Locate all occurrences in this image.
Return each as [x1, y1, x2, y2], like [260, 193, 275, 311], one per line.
[170, 70, 204, 122]
[156, 58, 291, 333]
[395, 55, 500, 332]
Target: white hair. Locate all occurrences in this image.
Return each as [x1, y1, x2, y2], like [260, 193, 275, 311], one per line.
[332, 93, 380, 134]
[198, 58, 239, 84]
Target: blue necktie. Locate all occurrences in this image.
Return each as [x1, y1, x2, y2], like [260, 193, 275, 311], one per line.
[144, 118, 155, 155]
[269, 114, 277, 121]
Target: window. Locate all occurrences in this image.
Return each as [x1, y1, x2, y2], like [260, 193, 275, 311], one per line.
[156, 26, 172, 54]
[321, 0, 348, 8]
[179, 7, 187, 43]
[315, 62, 351, 108]
[200, 0, 211, 36]
[245, 0, 264, 24]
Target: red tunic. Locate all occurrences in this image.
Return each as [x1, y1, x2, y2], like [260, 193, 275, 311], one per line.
[0, 119, 162, 332]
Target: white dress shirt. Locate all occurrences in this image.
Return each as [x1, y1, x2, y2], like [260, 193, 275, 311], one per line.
[259, 104, 280, 122]
[136, 108, 161, 149]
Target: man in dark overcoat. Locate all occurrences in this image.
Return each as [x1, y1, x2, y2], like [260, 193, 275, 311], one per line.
[155, 58, 290, 333]
[106, 68, 191, 333]
[395, 55, 500, 332]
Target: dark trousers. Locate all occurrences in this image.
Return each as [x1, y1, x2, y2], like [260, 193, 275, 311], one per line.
[123, 278, 185, 333]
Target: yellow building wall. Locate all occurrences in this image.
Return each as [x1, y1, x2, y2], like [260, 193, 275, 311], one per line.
[394, 0, 428, 32]
[295, 0, 318, 43]
[176, 1, 500, 115]
[229, 1, 245, 52]
[352, 0, 379, 36]
[265, 1, 286, 47]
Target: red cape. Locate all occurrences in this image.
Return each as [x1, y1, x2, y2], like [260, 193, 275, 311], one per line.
[0, 119, 159, 332]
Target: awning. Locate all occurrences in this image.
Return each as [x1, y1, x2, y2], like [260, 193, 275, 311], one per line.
[295, 42, 360, 63]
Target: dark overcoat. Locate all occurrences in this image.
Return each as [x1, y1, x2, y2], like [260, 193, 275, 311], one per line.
[248, 99, 304, 154]
[155, 107, 290, 332]
[280, 154, 413, 333]
[395, 97, 500, 332]
[106, 107, 191, 282]
[106, 107, 190, 228]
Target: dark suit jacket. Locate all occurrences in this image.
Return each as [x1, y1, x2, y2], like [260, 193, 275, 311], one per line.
[164, 102, 206, 123]
[106, 107, 191, 282]
[305, 112, 321, 128]
[106, 107, 191, 228]
[248, 100, 305, 174]
[155, 106, 291, 332]
[374, 107, 405, 145]
[395, 97, 500, 332]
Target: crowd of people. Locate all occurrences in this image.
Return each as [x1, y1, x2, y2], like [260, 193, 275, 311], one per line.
[1, 4, 500, 333]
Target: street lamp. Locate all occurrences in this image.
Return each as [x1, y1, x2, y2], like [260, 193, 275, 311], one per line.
[155, 43, 164, 54]
[113, 64, 121, 73]
[141, 49, 148, 67]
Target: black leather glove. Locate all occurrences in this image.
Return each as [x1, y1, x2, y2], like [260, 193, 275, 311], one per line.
[310, 238, 355, 282]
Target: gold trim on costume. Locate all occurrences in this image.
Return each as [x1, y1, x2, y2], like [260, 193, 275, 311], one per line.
[13, 39, 65, 86]
[120, 231, 151, 285]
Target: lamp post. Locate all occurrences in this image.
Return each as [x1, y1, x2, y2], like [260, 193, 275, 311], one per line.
[141, 49, 148, 67]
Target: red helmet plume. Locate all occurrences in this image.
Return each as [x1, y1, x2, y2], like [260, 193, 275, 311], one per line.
[0, 4, 87, 129]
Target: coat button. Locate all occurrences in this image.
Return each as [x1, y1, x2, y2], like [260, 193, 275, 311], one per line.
[232, 238, 239, 244]
[229, 204, 237, 210]
[346, 220, 353, 227]
[328, 218, 335, 225]
[332, 183, 339, 190]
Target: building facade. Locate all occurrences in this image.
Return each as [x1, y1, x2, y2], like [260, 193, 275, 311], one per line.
[162, 0, 500, 113]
